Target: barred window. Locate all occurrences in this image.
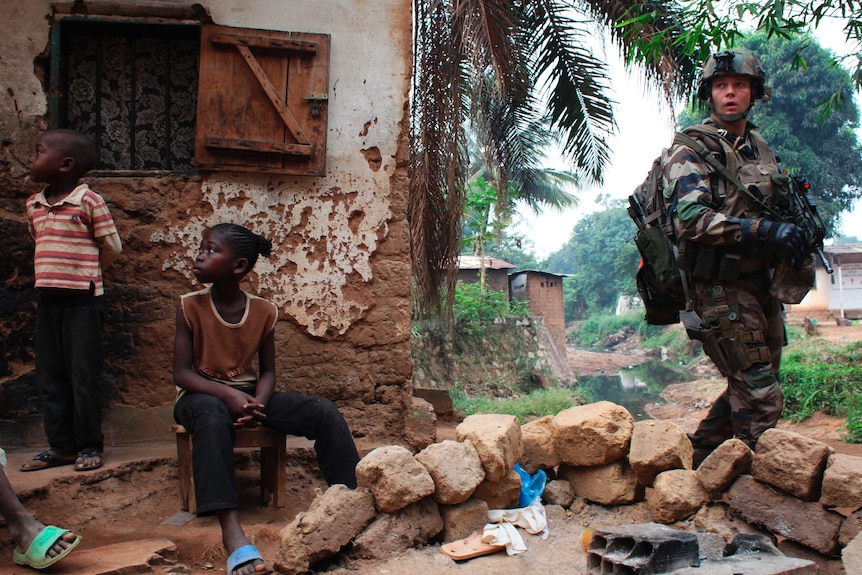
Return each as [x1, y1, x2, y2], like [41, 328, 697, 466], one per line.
[54, 20, 200, 172]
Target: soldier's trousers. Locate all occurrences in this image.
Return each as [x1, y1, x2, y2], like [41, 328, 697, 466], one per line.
[687, 270, 784, 463]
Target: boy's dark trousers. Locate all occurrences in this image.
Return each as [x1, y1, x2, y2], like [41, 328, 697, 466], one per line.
[35, 289, 105, 456]
[174, 390, 360, 516]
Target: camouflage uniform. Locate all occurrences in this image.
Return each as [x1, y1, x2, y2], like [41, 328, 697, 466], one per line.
[663, 117, 785, 461]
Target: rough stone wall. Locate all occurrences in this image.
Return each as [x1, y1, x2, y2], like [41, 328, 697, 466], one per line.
[0, 0, 414, 444]
[411, 318, 564, 395]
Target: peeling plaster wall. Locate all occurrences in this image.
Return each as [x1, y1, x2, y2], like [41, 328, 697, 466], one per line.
[0, 0, 416, 445]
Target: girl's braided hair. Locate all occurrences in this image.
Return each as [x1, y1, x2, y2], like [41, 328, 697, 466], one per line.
[210, 223, 272, 272]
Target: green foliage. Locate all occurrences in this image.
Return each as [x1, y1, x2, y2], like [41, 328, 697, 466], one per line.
[779, 339, 862, 442]
[453, 283, 530, 339]
[544, 206, 640, 320]
[450, 387, 580, 423]
[486, 236, 541, 271]
[641, 325, 694, 360]
[568, 311, 667, 350]
[743, 32, 862, 236]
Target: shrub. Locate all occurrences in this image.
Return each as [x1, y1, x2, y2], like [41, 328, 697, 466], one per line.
[779, 339, 862, 443]
[451, 387, 581, 422]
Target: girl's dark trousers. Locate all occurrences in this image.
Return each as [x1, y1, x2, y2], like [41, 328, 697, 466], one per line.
[173, 390, 360, 515]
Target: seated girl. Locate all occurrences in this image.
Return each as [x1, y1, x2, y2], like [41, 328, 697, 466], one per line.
[173, 223, 359, 575]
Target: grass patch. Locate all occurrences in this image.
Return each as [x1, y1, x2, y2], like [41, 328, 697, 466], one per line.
[451, 387, 581, 423]
[779, 339, 862, 443]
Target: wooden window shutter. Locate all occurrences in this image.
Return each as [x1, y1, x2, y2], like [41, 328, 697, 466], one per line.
[195, 25, 330, 175]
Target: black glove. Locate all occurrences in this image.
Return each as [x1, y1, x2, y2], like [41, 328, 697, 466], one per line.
[753, 220, 806, 262]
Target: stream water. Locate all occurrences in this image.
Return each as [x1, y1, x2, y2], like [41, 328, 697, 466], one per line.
[576, 360, 695, 420]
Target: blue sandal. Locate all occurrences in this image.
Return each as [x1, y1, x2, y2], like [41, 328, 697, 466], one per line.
[227, 544, 266, 575]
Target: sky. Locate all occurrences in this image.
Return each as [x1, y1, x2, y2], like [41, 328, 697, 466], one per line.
[512, 23, 862, 259]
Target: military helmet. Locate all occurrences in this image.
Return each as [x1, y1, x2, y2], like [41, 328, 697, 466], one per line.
[697, 49, 770, 102]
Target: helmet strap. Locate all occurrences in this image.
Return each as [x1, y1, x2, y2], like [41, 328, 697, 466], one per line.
[708, 98, 752, 123]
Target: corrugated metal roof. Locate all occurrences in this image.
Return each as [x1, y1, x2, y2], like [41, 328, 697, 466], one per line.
[509, 269, 569, 278]
[457, 256, 517, 270]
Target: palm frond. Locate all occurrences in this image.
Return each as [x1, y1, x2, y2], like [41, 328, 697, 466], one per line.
[527, 0, 615, 182]
[579, 0, 703, 102]
[410, 0, 470, 319]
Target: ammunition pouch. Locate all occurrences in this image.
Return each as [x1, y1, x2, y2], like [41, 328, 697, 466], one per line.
[696, 285, 772, 376]
[678, 242, 757, 282]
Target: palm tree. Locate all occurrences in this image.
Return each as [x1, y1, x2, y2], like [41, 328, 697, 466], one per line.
[409, 0, 700, 318]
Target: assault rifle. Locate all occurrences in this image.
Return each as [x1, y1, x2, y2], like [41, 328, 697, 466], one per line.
[786, 175, 833, 275]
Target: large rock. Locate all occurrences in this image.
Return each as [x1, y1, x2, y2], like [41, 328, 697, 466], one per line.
[695, 438, 752, 493]
[439, 498, 490, 542]
[844, 531, 862, 575]
[519, 415, 561, 474]
[728, 474, 843, 556]
[839, 509, 862, 547]
[553, 401, 633, 466]
[472, 467, 522, 509]
[404, 396, 437, 451]
[820, 453, 862, 508]
[352, 498, 443, 560]
[692, 502, 772, 544]
[274, 485, 376, 574]
[542, 479, 575, 508]
[752, 428, 831, 501]
[414, 440, 485, 505]
[456, 413, 523, 481]
[628, 420, 693, 486]
[355, 445, 436, 513]
[559, 461, 638, 505]
[647, 469, 710, 524]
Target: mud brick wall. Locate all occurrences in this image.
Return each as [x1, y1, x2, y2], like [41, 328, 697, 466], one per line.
[0, 0, 416, 445]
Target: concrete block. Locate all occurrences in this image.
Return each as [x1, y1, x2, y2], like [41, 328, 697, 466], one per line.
[586, 522, 699, 575]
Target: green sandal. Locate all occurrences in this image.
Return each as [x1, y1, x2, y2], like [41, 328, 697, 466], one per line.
[13, 525, 82, 569]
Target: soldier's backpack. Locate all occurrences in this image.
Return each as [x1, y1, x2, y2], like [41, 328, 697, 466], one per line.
[627, 146, 687, 325]
[627, 129, 727, 325]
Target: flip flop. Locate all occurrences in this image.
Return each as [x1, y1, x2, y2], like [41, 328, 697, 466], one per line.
[20, 450, 76, 472]
[441, 530, 506, 561]
[13, 525, 82, 569]
[227, 544, 267, 575]
[75, 448, 103, 472]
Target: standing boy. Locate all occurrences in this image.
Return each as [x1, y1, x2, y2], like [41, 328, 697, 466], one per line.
[20, 130, 122, 473]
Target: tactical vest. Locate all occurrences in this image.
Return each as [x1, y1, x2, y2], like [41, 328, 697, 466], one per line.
[675, 123, 789, 281]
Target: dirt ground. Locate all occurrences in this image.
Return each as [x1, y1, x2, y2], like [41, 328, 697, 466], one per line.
[2, 317, 861, 574]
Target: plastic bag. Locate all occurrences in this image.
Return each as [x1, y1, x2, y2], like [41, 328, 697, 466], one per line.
[514, 463, 546, 507]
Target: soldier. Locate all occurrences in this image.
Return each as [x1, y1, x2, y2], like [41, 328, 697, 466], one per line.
[663, 49, 807, 465]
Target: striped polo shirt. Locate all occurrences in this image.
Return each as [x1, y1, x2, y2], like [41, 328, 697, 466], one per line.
[26, 183, 119, 296]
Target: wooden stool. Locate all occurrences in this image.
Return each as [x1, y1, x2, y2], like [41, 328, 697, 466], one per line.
[171, 424, 287, 514]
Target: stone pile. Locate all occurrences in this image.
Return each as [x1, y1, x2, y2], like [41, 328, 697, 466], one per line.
[271, 400, 862, 574]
